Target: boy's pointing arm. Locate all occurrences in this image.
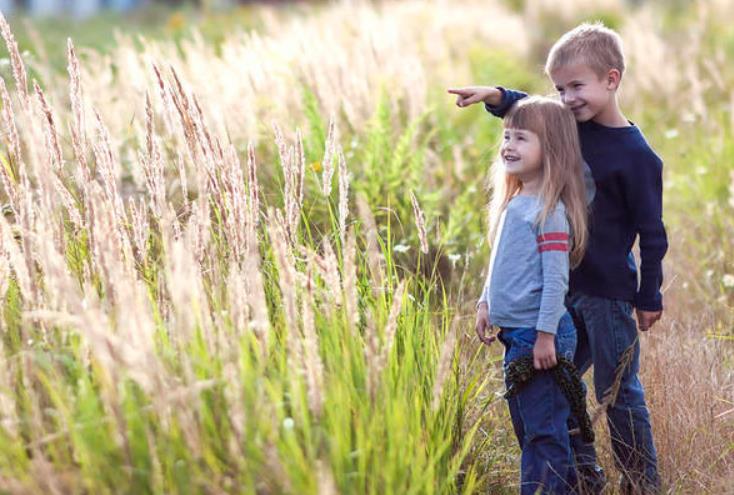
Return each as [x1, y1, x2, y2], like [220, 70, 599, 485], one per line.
[447, 86, 528, 118]
[447, 86, 503, 107]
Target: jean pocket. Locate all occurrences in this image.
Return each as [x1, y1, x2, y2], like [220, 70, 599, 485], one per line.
[556, 311, 575, 333]
[609, 300, 639, 356]
[555, 335, 577, 360]
[613, 300, 634, 318]
[554, 313, 577, 358]
[610, 300, 637, 334]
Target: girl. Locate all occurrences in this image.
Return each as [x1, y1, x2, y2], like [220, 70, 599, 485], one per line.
[474, 96, 588, 494]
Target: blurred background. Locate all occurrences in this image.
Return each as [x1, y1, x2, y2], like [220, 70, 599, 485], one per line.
[0, 0, 296, 18]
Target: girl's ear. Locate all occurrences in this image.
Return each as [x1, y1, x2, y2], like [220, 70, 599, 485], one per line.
[607, 69, 622, 90]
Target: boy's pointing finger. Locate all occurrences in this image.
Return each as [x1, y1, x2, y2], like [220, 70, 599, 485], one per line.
[463, 95, 482, 105]
[447, 88, 472, 97]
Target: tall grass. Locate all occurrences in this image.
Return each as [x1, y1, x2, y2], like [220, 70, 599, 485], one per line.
[0, 37, 487, 495]
[1, 0, 733, 493]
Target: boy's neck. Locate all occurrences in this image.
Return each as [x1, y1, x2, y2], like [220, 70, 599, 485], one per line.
[592, 96, 630, 128]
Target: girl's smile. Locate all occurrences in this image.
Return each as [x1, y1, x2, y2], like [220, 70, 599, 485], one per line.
[501, 128, 543, 193]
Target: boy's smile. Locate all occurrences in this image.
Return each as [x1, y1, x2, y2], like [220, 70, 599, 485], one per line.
[550, 63, 627, 127]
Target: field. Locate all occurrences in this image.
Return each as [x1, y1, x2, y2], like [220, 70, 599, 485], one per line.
[0, 0, 733, 493]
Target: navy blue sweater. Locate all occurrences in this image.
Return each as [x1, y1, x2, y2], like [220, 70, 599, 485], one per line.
[487, 88, 668, 311]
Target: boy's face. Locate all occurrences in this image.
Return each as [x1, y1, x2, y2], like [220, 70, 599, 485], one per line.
[550, 63, 618, 124]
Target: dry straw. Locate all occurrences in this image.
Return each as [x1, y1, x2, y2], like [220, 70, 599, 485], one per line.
[377, 280, 406, 377]
[342, 228, 359, 332]
[246, 141, 260, 236]
[33, 82, 64, 173]
[322, 117, 336, 197]
[0, 11, 29, 106]
[337, 145, 349, 248]
[409, 190, 429, 254]
[0, 78, 22, 170]
[67, 38, 88, 171]
[314, 238, 342, 310]
[301, 272, 325, 417]
[356, 193, 385, 290]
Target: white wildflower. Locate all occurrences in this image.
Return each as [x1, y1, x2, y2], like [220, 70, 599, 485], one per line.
[448, 253, 461, 268]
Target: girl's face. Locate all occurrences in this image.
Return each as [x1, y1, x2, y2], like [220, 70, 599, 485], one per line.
[500, 127, 543, 184]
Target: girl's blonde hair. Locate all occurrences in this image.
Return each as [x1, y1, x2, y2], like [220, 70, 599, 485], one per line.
[488, 96, 588, 266]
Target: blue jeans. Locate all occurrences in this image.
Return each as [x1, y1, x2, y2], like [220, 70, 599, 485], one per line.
[566, 292, 660, 490]
[499, 312, 578, 495]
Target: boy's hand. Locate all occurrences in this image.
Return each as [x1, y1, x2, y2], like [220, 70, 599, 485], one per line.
[475, 302, 496, 345]
[533, 331, 557, 370]
[636, 309, 662, 331]
[447, 86, 503, 108]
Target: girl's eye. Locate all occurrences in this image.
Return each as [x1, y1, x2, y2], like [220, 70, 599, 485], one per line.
[517, 136, 525, 141]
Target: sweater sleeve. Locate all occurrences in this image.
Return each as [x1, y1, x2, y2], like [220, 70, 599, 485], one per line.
[535, 208, 570, 334]
[623, 153, 668, 311]
[484, 87, 528, 118]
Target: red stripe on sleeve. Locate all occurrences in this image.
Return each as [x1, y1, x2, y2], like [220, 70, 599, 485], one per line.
[538, 243, 569, 253]
[537, 232, 570, 243]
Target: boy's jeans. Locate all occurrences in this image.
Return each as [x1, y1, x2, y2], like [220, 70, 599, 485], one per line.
[565, 292, 660, 491]
[499, 312, 577, 495]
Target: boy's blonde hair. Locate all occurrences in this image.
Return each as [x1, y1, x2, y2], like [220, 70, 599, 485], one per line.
[489, 96, 588, 267]
[545, 22, 625, 79]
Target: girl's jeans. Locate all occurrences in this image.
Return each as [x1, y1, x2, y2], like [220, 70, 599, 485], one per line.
[565, 293, 660, 491]
[499, 312, 577, 495]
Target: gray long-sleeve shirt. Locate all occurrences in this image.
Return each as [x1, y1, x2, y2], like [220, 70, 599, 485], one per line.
[478, 195, 570, 334]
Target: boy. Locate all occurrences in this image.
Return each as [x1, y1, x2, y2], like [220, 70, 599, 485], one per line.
[451, 23, 668, 494]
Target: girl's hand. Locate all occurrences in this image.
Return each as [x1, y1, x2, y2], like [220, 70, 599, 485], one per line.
[533, 332, 557, 370]
[447, 86, 502, 108]
[475, 303, 495, 345]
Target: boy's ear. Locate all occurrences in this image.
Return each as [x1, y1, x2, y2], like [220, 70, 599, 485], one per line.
[606, 68, 622, 90]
